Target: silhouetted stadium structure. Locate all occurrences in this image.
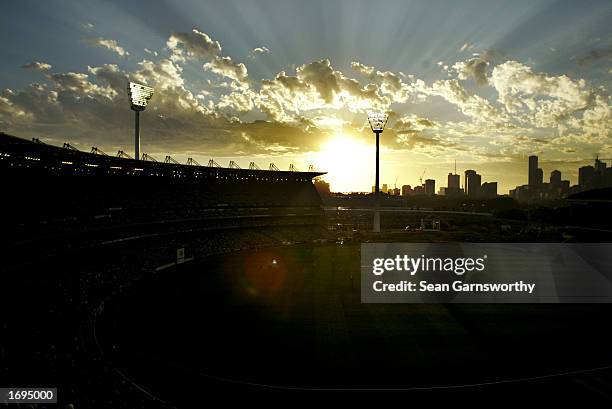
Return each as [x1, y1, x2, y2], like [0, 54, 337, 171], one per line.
[566, 187, 612, 229]
[2, 131, 333, 407]
[1, 132, 326, 247]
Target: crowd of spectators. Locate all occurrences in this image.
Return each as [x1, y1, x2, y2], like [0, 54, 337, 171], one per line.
[4, 223, 330, 408]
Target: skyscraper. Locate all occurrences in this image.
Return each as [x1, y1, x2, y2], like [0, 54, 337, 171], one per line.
[579, 166, 595, 189]
[481, 182, 497, 198]
[528, 155, 541, 186]
[465, 170, 481, 197]
[425, 179, 436, 195]
[445, 172, 463, 196]
[448, 173, 460, 189]
[550, 170, 561, 186]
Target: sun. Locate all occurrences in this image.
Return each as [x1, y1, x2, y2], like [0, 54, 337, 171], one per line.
[308, 134, 373, 193]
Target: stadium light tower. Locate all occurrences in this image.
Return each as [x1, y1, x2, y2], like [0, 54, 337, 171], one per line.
[368, 111, 388, 233]
[127, 82, 155, 160]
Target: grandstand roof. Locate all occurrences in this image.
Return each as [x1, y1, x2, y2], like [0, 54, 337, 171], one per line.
[0, 132, 326, 181]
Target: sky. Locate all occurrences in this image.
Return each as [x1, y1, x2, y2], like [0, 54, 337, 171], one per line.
[0, 0, 611, 193]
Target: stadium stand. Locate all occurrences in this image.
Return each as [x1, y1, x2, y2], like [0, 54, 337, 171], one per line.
[566, 187, 612, 229]
[1, 132, 327, 251]
[1, 132, 332, 407]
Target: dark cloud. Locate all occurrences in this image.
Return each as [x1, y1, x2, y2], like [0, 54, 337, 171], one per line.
[1, 55, 328, 157]
[454, 58, 489, 85]
[576, 47, 612, 66]
[166, 29, 222, 61]
[393, 114, 437, 134]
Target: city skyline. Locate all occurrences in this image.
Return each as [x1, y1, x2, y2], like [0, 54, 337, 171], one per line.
[0, 0, 610, 193]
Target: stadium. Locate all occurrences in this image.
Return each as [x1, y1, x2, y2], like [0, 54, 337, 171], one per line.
[3, 131, 612, 406]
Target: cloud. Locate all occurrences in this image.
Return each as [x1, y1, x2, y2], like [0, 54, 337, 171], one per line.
[1, 83, 61, 125]
[133, 59, 185, 90]
[229, 119, 324, 154]
[575, 47, 612, 66]
[490, 61, 593, 128]
[2, 30, 610, 166]
[383, 114, 471, 157]
[166, 29, 221, 61]
[0, 54, 329, 157]
[393, 114, 438, 134]
[87, 37, 130, 57]
[350, 61, 375, 76]
[297, 59, 353, 103]
[453, 58, 489, 85]
[144, 48, 158, 57]
[563, 95, 611, 143]
[459, 43, 475, 52]
[3, 55, 389, 155]
[248, 46, 270, 58]
[350, 61, 422, 103]
[351, 61, 428, 105]
[217, 88, 257, 113]
[87, 64, 129, 94]
[451, 49, 503, 85]
[204, 56, 249, 85]
[22, 61, 52, 71]
[257, 59, 387, 122]
[430, 79, 507, 124]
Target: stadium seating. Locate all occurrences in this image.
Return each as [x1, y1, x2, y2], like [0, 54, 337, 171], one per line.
[1, 132, 327, 247]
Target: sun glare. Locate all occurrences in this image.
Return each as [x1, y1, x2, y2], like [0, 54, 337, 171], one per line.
[309, 135, 373, 193]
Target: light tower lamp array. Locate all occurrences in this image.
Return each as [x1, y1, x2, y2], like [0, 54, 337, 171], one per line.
[367, 111, 388, 233]
[127, 82, 155, 161]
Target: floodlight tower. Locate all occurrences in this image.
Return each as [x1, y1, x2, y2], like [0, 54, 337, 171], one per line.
[127, 82, 155, 160]
[367, 111, 388, 233]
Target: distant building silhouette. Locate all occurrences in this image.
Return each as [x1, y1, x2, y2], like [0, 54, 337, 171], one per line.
[547, 169, 570, 198]
[413, 185, 425, 195]
[443, 172, 462, 196]
[579, 165, 595, 189]
[481, 182, 497, 198]
[550, 170, 561, 187]
[528, 155, 542, 187]
[465, 170, 481, 197]
[535, 168, 543, 185]
[401, 184, 413, 196]
[425, 179, 436, 195]
[448, 173, 460, 188]
[510, 155, 612, 201]
[594, 158, 607, 187]
[509, 184, 530, 201]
